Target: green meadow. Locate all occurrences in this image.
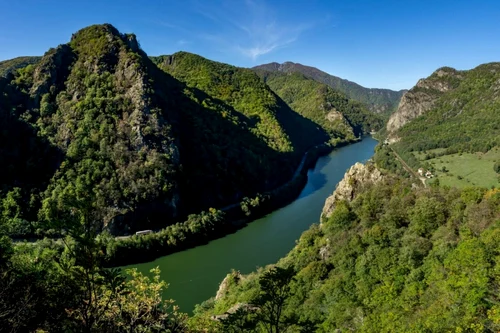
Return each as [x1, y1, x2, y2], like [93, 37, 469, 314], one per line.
[415, 147, 500, 188]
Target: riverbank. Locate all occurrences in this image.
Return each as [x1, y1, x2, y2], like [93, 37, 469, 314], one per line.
[126, 136, 378, 313]
[103, 141, 342, 267]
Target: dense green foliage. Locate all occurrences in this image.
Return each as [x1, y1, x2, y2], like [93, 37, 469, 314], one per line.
[0, 25, 183, 236]
[253, 62, 406, 116]
[151, 52, 328, 154]
[0, 56, 41, 77]
[193, 171, 500, 332]
[104, 162, 311, 266]
[373, 145, 411, 178]
[254, 70, 384, 140]
[392, 63, 500, 157]
[0, 25, 332, 238]
[0, 202, 188, 332]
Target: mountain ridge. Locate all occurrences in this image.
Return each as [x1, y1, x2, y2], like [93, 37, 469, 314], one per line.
[253, 61, 406, 115]
[1, 24, 358, 237]
[251, 69, 384, 140]
[386, 62, 500, 153]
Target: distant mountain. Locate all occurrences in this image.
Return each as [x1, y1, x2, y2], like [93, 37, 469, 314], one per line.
[150, 52, 328, 154]
[386, 63, 500, 153]
[252, 69, 383, 140]
[253, 62, 406, 115]
[0, 25, 333, 236]
[0, 56, 41, 77]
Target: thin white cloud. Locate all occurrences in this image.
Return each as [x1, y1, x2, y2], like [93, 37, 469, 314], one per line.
[151, 0, 320, 60]
[192, 0, 315, 60]
[154, 20, 192, 35]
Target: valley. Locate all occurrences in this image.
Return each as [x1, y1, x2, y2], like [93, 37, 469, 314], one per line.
[125, 137, 377, 313]
[0, 12, 499, 332]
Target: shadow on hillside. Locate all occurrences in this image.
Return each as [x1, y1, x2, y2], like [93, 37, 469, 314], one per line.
[0, 77, 63, 220]
[116, 55, 331, 232]
[272, 92, 329, 153]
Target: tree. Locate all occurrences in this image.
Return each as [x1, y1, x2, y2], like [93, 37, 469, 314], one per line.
[105, 267, 187, 332]
[254, 266, 297, 333]
[494, 162, 500, 174]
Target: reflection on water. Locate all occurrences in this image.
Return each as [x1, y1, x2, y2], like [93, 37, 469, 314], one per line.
[125, 137, 377, 313]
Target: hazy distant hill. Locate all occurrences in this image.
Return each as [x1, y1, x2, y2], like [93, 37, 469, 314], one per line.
[0, 25, 334, 236]
[253, 62, 406, 115]
[0, 56, 41, 77]
[252, 69, 383, 140]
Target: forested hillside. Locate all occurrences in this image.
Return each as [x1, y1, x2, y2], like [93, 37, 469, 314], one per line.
[253, 69, 383, 140]
[191, 164, 500, 332]
[388, 63, 500, 154]
[0, 24, 332, 237]
[0, 56, 41, 77]
[253, 62, 406, 115]
[151, 52, 329, 153]
[194, 59, 500, 329]
[383, 63, 500, 188]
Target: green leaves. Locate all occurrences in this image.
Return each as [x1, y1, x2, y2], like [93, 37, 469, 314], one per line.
[255, 70, 384, 141]
[393, 63, 500, 157]
[200, 175, 500, 332]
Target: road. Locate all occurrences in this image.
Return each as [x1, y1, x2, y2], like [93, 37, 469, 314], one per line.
[389, 147, 427, 188]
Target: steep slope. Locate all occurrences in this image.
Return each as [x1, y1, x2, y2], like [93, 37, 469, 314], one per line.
[386, 67, 462, 134]
[387, 63, 500, 153]
[0, 25, 182, 235]
[0, 56, 41, 77]
[151, 52, 328, 154]
[253, 62, 406, 115]
[192, 164, 500, 332]
[253, 70, 383, 140]
[0, 24, 331, 236]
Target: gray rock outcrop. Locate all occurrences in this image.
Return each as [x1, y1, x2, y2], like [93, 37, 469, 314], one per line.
[321, 162, 384, 221]
[386, 67, 462, 134]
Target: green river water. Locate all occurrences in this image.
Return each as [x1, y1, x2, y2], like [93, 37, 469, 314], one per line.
[125, 137, 377, 314]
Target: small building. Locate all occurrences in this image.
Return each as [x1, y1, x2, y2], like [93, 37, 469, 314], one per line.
[417, 168, 424, 176]
[425, 171, 433, 178]
[135, 230, 153, 236]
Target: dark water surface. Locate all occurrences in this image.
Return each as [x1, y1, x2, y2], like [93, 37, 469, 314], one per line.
[126, 137, 377, 313]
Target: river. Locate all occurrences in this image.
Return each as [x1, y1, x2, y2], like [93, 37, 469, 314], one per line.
[125, 136, 377, 314]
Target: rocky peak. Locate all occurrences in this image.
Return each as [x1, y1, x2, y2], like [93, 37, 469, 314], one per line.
[386, 67, 462, 134]
[215, 270, 243, 301]
[30, 45, 75, 98]
[321, 162, 384, 221]
[70, 23, 121, 43]
[124, 33, 140, 52]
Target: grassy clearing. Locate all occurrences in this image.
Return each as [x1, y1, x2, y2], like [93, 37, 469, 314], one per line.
[422, 147, 500, 188]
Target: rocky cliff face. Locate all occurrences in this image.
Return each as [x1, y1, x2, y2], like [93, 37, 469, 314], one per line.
[1, 24, 183, 235]
[215, 270, 243, 301]
[386, 67, 462, 134]
[321, 162, 384, 220]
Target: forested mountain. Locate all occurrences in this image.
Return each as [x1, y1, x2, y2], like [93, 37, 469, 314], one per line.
[253, 62, 406, 115]
[0, 24, 334, 237]
[150, 52, 328, 154]
[0, 56, 41, 77]
[188, 61, 500, 332]
[387, 63, 500, 153]
[0, 23, 392, 332]
[252, 69, 383, 140]
[192, 163, 500, 332]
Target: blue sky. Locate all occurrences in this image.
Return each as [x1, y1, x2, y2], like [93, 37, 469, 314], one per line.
[0, 0, 499, 90]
